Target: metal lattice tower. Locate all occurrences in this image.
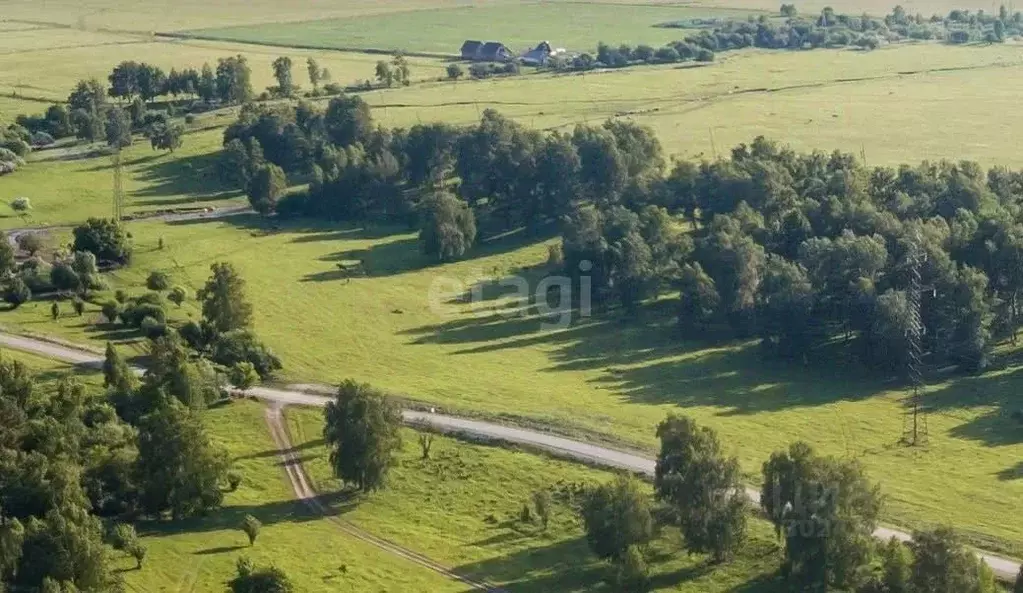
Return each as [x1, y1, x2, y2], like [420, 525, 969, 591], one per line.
[112, 149, 124, 221]
[901, 238, 929, 447]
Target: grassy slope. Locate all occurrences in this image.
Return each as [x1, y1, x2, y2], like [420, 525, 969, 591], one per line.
[186, 4, 758, 54]
[10, 216, 1019, 557]
[285, 406, 785, 592]
[118, 400, 466, 593]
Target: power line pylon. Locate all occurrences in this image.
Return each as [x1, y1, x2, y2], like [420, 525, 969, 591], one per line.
[112, 149, 124, 221]
[901, 237, 929, 447]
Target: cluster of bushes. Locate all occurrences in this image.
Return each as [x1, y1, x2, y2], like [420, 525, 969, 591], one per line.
[0, 125, 32, 176]
[1, 217, 132, 308]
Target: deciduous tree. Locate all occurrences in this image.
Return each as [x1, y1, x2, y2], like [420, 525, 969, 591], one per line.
[580, 474, 653, 561]
[197, 262, 253, 333]
[655, 414, 748, 562]
[322, 380, 402, 492]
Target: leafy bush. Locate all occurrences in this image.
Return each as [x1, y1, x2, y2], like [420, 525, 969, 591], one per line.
[120, 302, 167, 327]
[3, 278, 31, 308]
[146, 270, 171, 291]
[210, 329, 283, 379]
[30, 131, 55, 147]
[141, 316, 168, 339]
[72, 218, 132, 265]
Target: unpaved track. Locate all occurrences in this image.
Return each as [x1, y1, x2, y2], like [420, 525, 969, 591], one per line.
[263, 405, 503, 592]
[0, 332, 1018, 581]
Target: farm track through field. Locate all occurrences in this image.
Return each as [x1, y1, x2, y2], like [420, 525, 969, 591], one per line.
[263, 405, 505, 592]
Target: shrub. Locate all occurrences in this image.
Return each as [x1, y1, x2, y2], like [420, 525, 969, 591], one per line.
[146, 270, 171, 291]
[168, 285, 188, 307]
[184, 114, 197, 124]
[3, 278, 31, 308]
[141, 316, 168, 339]
[227, 471, 242, 492]
[50, 261, 82, 292]
[109, 523, 138, 551]
[241, 514, 262, 546]
[695, 48, 715, 62]
[72, 218, 132, 265]
[323, 82, 343, 95]
[211, 329, 283, 378]
[15, 233, 43, 256]
[613, 545, 649, 592]
[18, 257, 53, 293]
[654, 46, 680, 63]
[120, 302, 166, 327]
[446, 63, 464, 80]
[30, 131, 55, 147]
[101, 300, 121, 323]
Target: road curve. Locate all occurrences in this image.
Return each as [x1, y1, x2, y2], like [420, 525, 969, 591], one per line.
[0, 331, 1018, 581]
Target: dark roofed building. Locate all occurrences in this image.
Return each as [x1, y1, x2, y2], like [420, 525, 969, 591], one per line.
[521, 41, 553, 66]
[461, 40, 483, 60]
[480, 42, 513, 62]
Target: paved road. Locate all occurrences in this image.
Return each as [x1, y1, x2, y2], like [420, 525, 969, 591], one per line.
[0, 331, 1018, 581]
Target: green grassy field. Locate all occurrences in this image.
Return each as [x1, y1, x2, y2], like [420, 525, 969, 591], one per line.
[285, 406, 785, 592]
[0, 123, 243, 229]
[117, 400, 468, 593]
[185, 4, 759, 55]
[358, 42, 1023, 166]
[8, 215, 1020, 557]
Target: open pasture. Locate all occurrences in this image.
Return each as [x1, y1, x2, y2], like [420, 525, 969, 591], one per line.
[184, 3, 760, 55]
[359, 42, 1023, 166]
[15, 214, 1018, 557]
[0, 0, 541, 33]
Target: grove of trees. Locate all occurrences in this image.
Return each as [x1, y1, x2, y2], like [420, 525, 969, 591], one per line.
[218, 93, 1023, 379]
[575, 414, 998, 591]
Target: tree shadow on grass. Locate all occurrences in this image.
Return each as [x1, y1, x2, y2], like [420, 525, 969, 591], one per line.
[194, 544, 248, 555]
[996, 461, 1022, 481]
[129, 151, 235, 205]
[303, 236, 423, 282]
[135, 488, 355, 540]
[235, 438, 326, 462]
[451, 536, 606, 593]
[922, 359, 1023, 447]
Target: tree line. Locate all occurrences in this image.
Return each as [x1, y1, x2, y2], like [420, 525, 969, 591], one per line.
[552, 2, 1022, 75]
[218, 93, 1023, 378]
[317, 379, 1010, 592]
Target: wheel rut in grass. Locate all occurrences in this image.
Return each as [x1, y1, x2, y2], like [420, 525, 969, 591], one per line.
[262, 405, 505, 593]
